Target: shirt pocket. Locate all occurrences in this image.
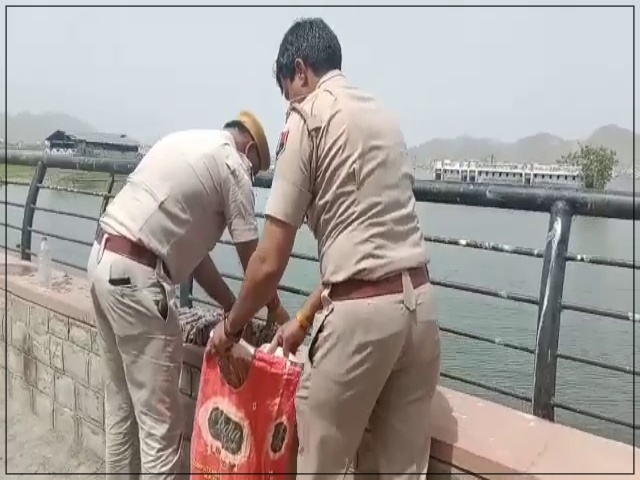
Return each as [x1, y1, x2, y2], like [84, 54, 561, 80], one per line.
[126, 179, 172, 230]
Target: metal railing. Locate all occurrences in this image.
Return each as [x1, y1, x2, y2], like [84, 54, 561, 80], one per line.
[2, 152, 638, 435]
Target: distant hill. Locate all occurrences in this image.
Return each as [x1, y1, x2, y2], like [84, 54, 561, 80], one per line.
[3, 113, 636, 171]
[1, 112, 97, 144]
[409, 124, 638, 170]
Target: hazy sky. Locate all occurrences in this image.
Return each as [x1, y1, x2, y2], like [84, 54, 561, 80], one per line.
[3, 1, 636, 148]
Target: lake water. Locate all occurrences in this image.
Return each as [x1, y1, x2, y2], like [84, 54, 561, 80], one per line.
[2, 172, 638, 446]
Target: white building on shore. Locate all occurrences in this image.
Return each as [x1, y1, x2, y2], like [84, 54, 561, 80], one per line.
[433, 159, 583, 188]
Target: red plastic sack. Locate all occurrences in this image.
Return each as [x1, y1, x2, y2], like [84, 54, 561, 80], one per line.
[191, 342, 301, 479]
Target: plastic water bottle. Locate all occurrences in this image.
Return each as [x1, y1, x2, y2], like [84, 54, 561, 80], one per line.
[37, 237, 52, 288]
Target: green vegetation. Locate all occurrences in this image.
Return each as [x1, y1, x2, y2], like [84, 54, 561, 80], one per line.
[1, 163, 127, 193]
[0, 164, 37, 183]
[557, 143, 619, 191]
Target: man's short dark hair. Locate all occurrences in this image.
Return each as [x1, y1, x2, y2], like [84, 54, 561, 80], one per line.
[274, 17, 342, 93]
[223, 120, 251, 137]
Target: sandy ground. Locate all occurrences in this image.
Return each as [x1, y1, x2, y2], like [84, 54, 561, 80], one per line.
[1, 370, 105, 479]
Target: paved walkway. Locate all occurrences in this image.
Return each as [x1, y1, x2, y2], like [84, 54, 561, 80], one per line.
[1, 370, 104, 479]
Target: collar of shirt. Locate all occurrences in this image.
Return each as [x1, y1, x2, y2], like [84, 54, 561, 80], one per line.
[316, 69, 346, 88]
[284, 70, 346, 114]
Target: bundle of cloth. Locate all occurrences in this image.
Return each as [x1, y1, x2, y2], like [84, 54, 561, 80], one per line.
[178, 307, 223, 347]
[177, 306, 279, 347]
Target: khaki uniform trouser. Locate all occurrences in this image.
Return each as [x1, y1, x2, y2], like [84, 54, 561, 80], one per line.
[296, 273, 441, 479]
[87, 241, 185, 480]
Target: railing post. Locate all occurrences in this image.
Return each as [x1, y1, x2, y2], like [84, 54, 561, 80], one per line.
[532, 200, 573, 421]
[20, 159, 48, 261]
[99, 173, 116, 216]
[95, 173, 116, 239]
[179, 276, 194, 308]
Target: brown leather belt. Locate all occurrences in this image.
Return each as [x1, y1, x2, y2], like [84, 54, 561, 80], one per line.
[95, 227, 158, 270]
[328, 265, 430, 302]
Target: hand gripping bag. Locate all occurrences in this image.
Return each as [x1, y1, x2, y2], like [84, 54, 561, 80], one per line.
[191, 340, 301, 479]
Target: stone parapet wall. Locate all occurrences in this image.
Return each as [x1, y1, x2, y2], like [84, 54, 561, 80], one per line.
[3, 288, 217, 472]
[4, 292, 107, 458]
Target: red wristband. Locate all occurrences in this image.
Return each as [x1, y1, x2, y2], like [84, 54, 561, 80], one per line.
[223, 312, 244, 343]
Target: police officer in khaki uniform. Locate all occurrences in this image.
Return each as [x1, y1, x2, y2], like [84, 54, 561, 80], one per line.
[87, 112, 288, 480]
[210, 19, 441, 479]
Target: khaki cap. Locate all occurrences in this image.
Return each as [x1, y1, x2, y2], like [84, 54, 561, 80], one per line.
[237, 111, 271, 172]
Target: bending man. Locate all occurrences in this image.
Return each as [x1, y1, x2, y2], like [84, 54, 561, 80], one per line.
[87, 112, 288, 480]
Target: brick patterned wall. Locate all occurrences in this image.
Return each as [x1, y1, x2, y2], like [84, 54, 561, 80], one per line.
[3, 291, 202, 471]
[5, 293, 107, 458]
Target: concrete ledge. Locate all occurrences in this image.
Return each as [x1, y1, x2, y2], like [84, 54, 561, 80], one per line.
[0, 257, 36, 277]
[2, 253, 639, 479]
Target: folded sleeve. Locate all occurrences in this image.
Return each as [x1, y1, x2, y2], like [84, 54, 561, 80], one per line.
[265, 111, 313, 228]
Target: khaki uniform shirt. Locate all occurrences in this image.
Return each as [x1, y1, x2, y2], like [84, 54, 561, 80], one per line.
[101, 129, 258, 284]
[265, 70, 428, 284]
